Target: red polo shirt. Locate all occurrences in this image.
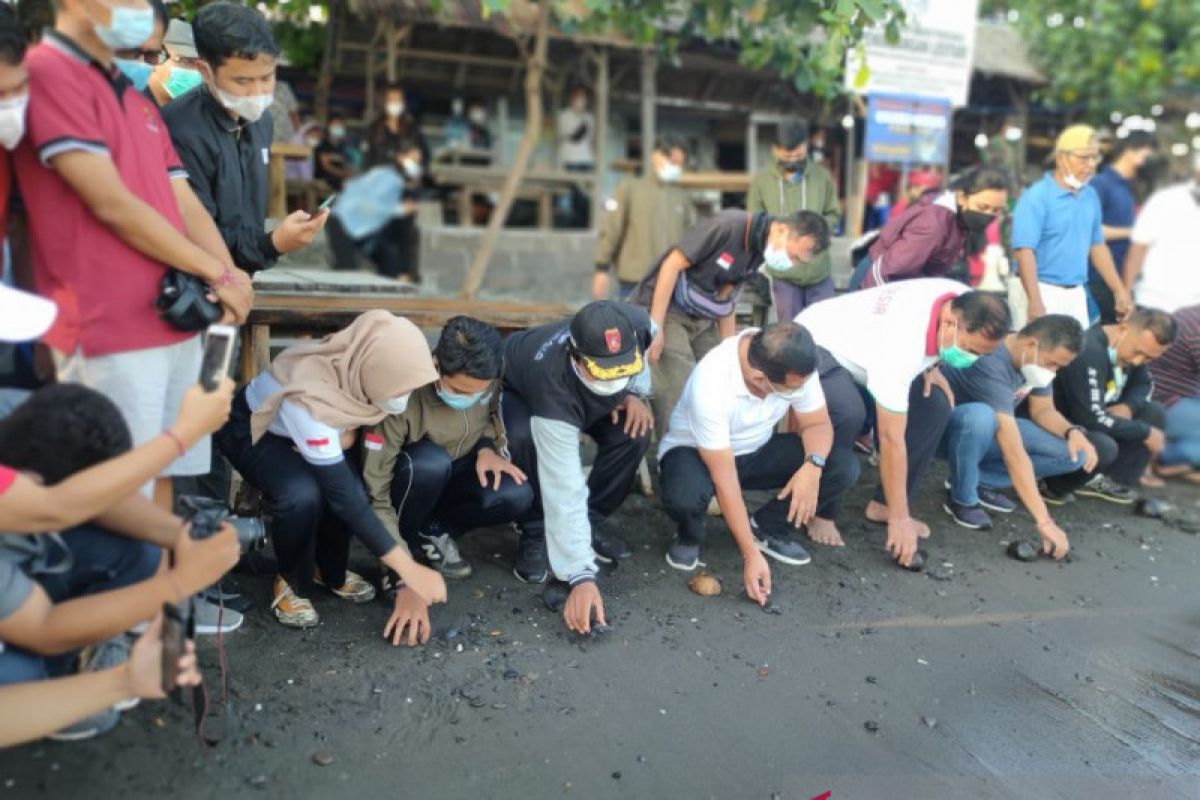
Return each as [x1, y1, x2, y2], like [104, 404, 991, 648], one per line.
[12, 31, 193, 357]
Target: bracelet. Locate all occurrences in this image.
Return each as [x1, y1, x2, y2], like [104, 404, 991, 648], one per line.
[1063, 425, 1086, 441]
[163, 428, 187, 458]
[214, 266, 236, 287]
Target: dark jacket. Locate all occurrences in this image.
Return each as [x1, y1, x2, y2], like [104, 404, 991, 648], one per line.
[1053, 325, 1156, 441]
[863, 191, 965, 288]
[161, 88, 278, 273]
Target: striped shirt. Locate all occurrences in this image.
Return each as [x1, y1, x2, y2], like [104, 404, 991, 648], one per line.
[1151, 305, 1200, 408]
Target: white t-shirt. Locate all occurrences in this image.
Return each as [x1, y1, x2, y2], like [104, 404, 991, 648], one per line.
[557, 107, 594, 166]
[245, 372, 345, 465]
[1132, 183, 1200, 313]
[795, 278, 967, 412]
[658, 329, 826, 460]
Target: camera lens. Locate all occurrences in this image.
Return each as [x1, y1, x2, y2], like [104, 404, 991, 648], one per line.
[228, 516, 268, 552]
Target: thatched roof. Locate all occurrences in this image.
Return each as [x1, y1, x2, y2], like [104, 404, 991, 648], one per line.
[973, 21, 1045, 85]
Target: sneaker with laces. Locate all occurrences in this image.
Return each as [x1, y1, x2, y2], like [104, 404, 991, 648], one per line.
[977, 487, 1017, 514]
[665, 538, 702, 571]
[942, 498, 993, 530]
[417, 523, 472, 579]
[271, 577, 319, 628]
[1077, 474, 1137, 505]
[591, 527, 631, 564]
[1039, 481, 1076, 506]
[749, 515, 811, 566]
[49, 707, 120, 742]
[192, 597, 244, 635]
[80, 635, 138, 711]
[512, 528, 549, 584]
[201, 577, 251, 614]
[314, 569, 377, 603]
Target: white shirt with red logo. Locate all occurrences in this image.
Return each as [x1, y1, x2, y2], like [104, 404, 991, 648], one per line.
[245, 372, 346, 465]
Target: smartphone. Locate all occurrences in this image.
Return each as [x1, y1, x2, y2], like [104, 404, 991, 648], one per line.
[199, 324, 238, 392]
[160, 602, 186, 694]
[314, 193, 337, 215]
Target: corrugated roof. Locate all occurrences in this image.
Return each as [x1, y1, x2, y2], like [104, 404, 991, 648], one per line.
[973, 21, 1045, 85]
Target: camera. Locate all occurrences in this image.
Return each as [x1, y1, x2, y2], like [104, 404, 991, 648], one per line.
[178, 495, 268, 553]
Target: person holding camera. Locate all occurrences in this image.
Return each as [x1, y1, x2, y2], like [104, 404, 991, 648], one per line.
[215, 310, 448, 642]
[0, 382, 240, 740]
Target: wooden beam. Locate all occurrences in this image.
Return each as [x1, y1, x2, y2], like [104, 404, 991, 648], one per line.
[640, 48, 656, 174]
[592, 46, 609, 230]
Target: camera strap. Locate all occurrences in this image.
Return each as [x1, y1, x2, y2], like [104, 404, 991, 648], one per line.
[191, 597, 238, 748]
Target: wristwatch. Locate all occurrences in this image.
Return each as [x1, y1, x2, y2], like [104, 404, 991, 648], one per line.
[806, 453, 827, 469]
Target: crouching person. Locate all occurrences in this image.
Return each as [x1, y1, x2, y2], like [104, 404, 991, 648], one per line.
[214, 310, 447, 643]
[658, 323, 856, 603]
[362, 316, 533, 591]
[501, 302, 654, 634]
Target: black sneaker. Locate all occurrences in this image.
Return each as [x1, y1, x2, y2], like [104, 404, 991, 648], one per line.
[977, 487, 1016, 514]
[1077, 474, 1137, 505]
[749, 516, 811, 566]
[942, 498, 993, 530]
[512, 528, 549, 584]
[1039, 481, 1076, 506]
[665, 538, 702, 571]
[592, 527, 631, 564]
[417, 522, 472, 579]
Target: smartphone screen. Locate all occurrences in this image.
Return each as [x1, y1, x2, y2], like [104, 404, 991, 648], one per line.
[199, 324, 237, 392]
[315, 194, 337, 214]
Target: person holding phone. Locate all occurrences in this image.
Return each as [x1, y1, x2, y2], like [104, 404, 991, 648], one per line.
[214, 311, 448, 642]
[161, 3, 327, 275]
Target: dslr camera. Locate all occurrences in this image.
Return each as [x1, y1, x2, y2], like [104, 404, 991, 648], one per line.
[178, 495, 268, 553]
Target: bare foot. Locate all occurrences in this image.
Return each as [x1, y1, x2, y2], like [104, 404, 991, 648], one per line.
[865, 501, 930, 538]
[1139, 468, 1166, 489]
[806, 517, 845, 547]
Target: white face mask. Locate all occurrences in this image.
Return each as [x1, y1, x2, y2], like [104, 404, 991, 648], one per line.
[377, 393, 411, 415]
[213, 84, 273, 123]
[0, 93, 29, 151]
[571, 360, 630, 396]
[468, 108, 487, 125]
[763, 242, 794, 272]
[401, 158, 422, 179]
[766, 376, 808, 401]
[657, 162, 682, 183]
[386, 101, 404, 118]
[1062, 167, 1087, 190]
[1020, 344, 1056, 389]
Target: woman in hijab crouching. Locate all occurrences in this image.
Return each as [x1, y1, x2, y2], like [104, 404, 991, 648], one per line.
[215, 311, 447, 645]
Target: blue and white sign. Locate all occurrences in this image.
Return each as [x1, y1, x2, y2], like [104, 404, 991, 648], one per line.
[864, 93, 951, 165]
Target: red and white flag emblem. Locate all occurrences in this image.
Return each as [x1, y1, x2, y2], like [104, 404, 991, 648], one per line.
[604, 327, 622, 354]
[716, 252, 734, 270]
[364, 432, 384, 451]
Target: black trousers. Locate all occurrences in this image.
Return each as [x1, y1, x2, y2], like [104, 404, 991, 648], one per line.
[500, 390, 650, 542]
[389, 439, 534, 549]
[215, 391, 352, 593]
[659, 432, 860, 545]
[1088, 272, 1118, 326]
[818, 348, 952, 510]
[327, 214, 419, 280]
[1045, 401, 1166, 491]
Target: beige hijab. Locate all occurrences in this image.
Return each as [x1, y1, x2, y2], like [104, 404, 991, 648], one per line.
[250, 310, 438, 443]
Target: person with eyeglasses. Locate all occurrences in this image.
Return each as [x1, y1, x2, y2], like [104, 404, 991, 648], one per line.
[1012, 125, 1132, 329]
[142, 19, 203, 108]
[111, 0, 166, 93]
[657, 322, 855, 601]
[849, 165, 1010, 290]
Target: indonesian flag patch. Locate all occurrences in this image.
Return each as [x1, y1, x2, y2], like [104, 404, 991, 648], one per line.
[716, 252, 734, 270]
[364, 432, 384, 451]
[306, 437, 330, 447]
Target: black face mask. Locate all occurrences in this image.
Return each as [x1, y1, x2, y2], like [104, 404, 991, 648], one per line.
[778, 158, 806, 174]
[959, 209, 995, 233]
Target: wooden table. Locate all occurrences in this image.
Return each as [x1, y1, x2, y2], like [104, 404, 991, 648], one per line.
[430, 164, 596, 229]
[608, 160, 752, 193]
[267, 142, 313, 219]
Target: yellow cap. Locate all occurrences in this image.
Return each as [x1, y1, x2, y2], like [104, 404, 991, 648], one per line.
[1055, 125, 1097, 152]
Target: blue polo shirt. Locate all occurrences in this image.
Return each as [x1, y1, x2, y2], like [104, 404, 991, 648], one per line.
[1088, 166, 1135, 270]
[1011, 173, 1103, 287]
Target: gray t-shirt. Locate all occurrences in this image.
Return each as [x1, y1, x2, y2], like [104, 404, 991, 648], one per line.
[943, 341, 1051, 415]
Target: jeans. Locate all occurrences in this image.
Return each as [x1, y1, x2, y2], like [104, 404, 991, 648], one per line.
[938, 403, 1086, 505]
[1043, 401, 1166, 491]
[389, 439, 534, 549]
[1161, 397, 1200, 467]
[770, 276, 835, 323]
[0, 524, 160, 686]
[659, 433, 859, 544]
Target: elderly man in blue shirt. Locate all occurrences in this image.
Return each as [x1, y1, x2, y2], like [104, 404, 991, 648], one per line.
[1012, 125, 1132, 329]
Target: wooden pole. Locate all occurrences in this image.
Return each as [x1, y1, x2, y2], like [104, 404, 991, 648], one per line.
[460, 1, 551, 299]
[640, 48, 656, 175]
[384, 20, 397, 84]
[592, 46, 609, 230]
[313, 0, 339, 123]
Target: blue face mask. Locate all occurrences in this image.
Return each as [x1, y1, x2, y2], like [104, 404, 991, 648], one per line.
[91, 1, 156, 51]
[436, 381, 490, 410]
[115, 58, 153, 91]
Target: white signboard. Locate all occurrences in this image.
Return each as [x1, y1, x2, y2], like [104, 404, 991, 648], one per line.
[845, 0, 979, 108]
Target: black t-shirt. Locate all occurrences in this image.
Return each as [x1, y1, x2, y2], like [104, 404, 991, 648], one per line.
[314, 140, 349, 190]
[634, 209, 768, 308]
[503, 303, 652, 429]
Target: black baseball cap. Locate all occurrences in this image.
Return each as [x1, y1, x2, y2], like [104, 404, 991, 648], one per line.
[776, 117, 810, 150]
[569, 301, 643, 380]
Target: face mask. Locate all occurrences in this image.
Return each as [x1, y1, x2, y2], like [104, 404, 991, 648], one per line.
[959, 208, 995, 233]
[0, 93, 29, 151]
[1019, 344, 1055, 389]
[1062, 167, 1087, 190]
[469, 108, 487, 125]
[401, 158, 422, 179]
[386, 101, 404, 118]
[571, 360, 630, 396]
[377, 393, 411, 415]
[213, 84, 273, 123]
[163, 65, 202, 99]
[329, 125, 346, 139]
[436, 382, 489, 410]
[657, 162, 682, 183]
[90, 0, 155, 50]
[810, 148, 825, 163]
[766, 377, 808, 401]
[939, 324, 979, 369]
[763, 242, 794, 272]
[778, 158, 806, 174]
[115, 58, 152, 91]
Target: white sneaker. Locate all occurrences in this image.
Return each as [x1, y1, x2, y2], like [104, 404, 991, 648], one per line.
[192, 597, 244, 635]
